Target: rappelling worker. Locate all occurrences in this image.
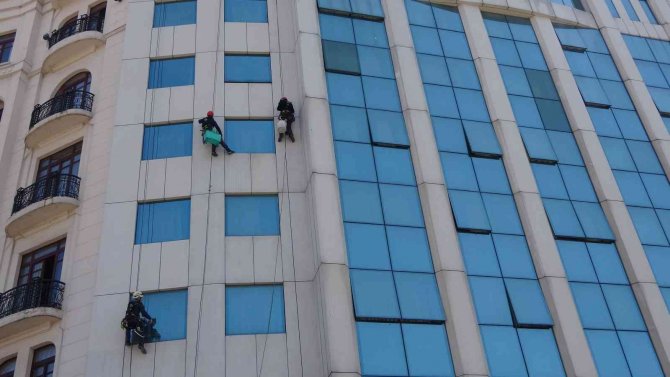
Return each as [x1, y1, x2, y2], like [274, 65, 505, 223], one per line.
[121, 291, 158, 354]
[277, 97, 295, 143]
[199, 111, 234, 156]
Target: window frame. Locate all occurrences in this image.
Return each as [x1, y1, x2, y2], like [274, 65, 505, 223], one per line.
[36, 142, 83, 180]
[18, 239, 66, 286]
[0, 32, 15, 64]
[30, 344, 55, 377]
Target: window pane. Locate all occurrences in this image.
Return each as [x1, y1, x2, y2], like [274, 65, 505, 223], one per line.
[405, 0, 436, 27]
[379, 184, 425, 227]
[153, 0, 196, 27]
[225, 120, 275, 153]
[500, 65, 532, 96]
[588, 52, 620, 81]
[387, 226, 433, 272]
[472, 157, 510, 194]
[649, 87, 670, 113]
[350, 0, 383, 18]
[618, 331, 664, 377]
[441, 152, 478, 191]
[547, 131, 584, 165]
[402, 324, 455, 377]
[425, 84, 459, 118]
[517, 329, 566, 377]
[449, 190, 491, 232]
[601, 80, 635, 110]
[326, 73, 364, 107]
[335, 141, 377, 182]
[447, 58, 480, 89]
[225, 0, 267, 22]
[411, 25, 443, 55]
[148, 57, 195, 88]
[555, 26, 586, 50]
[433, 5, 462, 31]
[433, 117, 467, 153]
[331, 105, 370, 143]
[509, 95, 543, 129]
[362, 76, 401, 111]
[526, 69, 559, 100]
[520, 127, 558, 163]
[575, 76, 609, 106]
[225, 55, 271, 83]
[459, 233, 501, 277]
[572, 201, 614, 241]
[588, 107, 621, 137]
[225, 195, 280, 236]
[318, 0, 350, 13]
[373, 147, 415, 185]
[536, 99, 571, 132]
[319, 13, 354, 43]
[644, 245, 670, 286]
[339, 180, 383, 224]
[358, 46, 394, 78]
[350, 269, 400, 318]
[613, 171, 652, 207]
[439, 30, 471, 59]
[368, 109, 409, 146]
[135, 199, 191, 244]
[469, 276, 513, 325]
[556, 240, 598, 282]
[323, 41, 360, 74]
[559, 165, 597, 202]
[417, 54, 451, 86]
[143, 290, 188, 340]
[480, 325, 528, 377]
[533, 164, 569, 200]
[587, 243, 628, 284]
[482, 193, 524, 235]
[225, 285, 285, 335]
[600, 137, 637, 171]
[344, 223, 391, 270]
[585, 330, 632, 377]
[505, 278, 553, 326]
[570, 282, 615, 329]
[628, 206, 669, 246]
[353, 19, 388, 48]
[493, 234, 536, 279]
[544, 199, 584, 238]
[463, 121, 502, 157]
[395, 272, 445, 320]
[627, 141, 663, 174]
[565, 51, 596, 77]
[454, 88, 490, 122]
[356, 322, 408, 376]
[601, 284, 646, 331]
[142, 123, 193, 160]
[516, 41, 547, 70]
[490, 37, 521, 66]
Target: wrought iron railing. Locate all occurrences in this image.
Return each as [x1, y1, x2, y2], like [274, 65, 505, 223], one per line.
[0, 279, 65, 320]
[29, 90, 94, 128]
[44, 15, 105, 48]
[12, 174, 81, 214]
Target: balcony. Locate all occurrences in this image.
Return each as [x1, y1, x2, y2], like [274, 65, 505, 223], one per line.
[42, 15, 105, 72]
[25, 90, 94, 148]
[6, 174, 81, 237]
[0, 280, 65, 338]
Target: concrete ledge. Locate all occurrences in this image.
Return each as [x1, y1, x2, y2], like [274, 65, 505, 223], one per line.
[5, 197, 79, 237]
[0, 307, 62, 339]
[25, 109, 92, 148]
[42, 31, 105, 73]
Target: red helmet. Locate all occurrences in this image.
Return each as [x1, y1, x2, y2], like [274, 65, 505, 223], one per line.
[207, 111, 214, 117]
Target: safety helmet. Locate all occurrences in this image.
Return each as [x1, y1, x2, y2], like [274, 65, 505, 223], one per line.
[207, 111, 214, 117]
[132, 291, 144, 300]
[281, 97, 287, 101]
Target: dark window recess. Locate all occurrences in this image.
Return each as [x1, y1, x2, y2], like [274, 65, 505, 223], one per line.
[0, 358, 15, 377]
[57, 72, 92, 95]
[0, 32, 15, 63]
[323, 40, 361, 75]
[43, 11, 105, 48]
[30, 345, 55, 377]
[36, 142, 82, 180]
[18, 240, 66, 285]
[30, 73, 94, 128]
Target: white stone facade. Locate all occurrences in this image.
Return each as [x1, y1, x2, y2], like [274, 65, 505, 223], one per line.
[0, 0, 668, 375]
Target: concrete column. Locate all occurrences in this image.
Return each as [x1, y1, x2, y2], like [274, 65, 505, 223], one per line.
[381, 2, 489, 376]
[460, 5, 599, 377]
[532, 15, 670, 375]
[294, 0, 360, 375]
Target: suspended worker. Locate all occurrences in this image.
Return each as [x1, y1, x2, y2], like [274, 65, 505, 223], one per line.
[121, 291, 159, 354]
[277, 97, 295, 143]
[199, 111, 234, 156]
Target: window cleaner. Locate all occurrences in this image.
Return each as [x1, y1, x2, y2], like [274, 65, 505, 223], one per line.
[277, 97, 295, 143]
[199, 111, 234, 156]
[121, 291, 160, 354]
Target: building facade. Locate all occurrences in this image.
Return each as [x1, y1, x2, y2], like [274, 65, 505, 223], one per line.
[0, 0, 670, 375]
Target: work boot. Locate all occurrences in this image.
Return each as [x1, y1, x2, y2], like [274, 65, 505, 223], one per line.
[226, 149, 235, 155]
[288, 132, 295, 143]
[212, 151, 218, 157]
[138, 344, 147, 354]
[278, 133, 284, 142]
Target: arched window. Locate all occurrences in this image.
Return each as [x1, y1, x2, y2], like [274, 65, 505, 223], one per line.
[59, 15, 79, 37]
[56, 72, 91, 96]
[30, 345, 55, 377]
[89, 2, 107, 31]
[0, 358, 16, 377]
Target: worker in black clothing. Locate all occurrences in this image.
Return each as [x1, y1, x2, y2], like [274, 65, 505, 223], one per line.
[277, 97, 295, 142]
[199, 111, 234, 156]
[121, 291, 158, 354]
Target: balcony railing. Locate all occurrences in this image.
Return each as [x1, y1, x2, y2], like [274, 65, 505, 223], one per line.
[12, 174, 81, 214]
[44, 15, 105, 48]
[0, 280, 65, 320]
[30, 90, 94, 128]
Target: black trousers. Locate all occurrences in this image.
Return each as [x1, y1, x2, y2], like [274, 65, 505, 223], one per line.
[212, 140, 233, 153]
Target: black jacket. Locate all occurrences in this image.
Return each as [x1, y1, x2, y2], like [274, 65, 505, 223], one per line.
[199, 116, 222, 134]
[277, 100, 295, 114]
[125, 300, 151, 326]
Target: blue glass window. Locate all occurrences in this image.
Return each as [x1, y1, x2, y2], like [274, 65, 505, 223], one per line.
[386, 226, 433, 272]
[358, 46, 393, 78]
[335, 142, 377, 182]
[505, 278, 553, 326]
[628, 141, 664, 174]
[225, 285, 285, 335]
[327, 73, 364, 107]
[323, 41, 360, 74]
[472, 157, 510, 194]
[319, 14, 354, 43]
[225, 55, 271, 83]
[614, 171, 652, 207]
[463, 121, 502, 157]
[148, 57, 195, 88]
[493, 234, 536, 279]
[517, 329, 566, 377]
[534, 164, 569, 200]
[135, 199, 191, 244]
[368, 110, 410, 146]
[153, 0, 196, 27]
[439, 30, 471, 59]
[225, 195, 280, 236]
[344, 223, 390, 270]
[459, 233, 501, 277]
[571, 283, 614, 329]
[225, 120, 275, 153]
[618, 331, 664, 377]
[403, 324, 455, 376]
[395, 272, 444, 320]
[225, 0, 268, 22]
[143, 290, 188, 341]
[441, 153, 478, 191]
[482, 193, 523, 234]
[480, 325, 527, 376]
[356, 322, 408, 375]
[331, 105, 369, 142]
[559, 165, 597, 202]
[588, 52, 620, 81]
[628, 206, 669, 246]
[425, 85, 459, 118]
[500, 66, 532, 96]
[362, 77, 401, 111]
[454, 88, 490, 122]
[601, 284, 646, 330]
[449, 190, 491, 232]
[350, 269, 400, 318]
[644, 245, 670, 286]
[417, 54, 451, 86]
[142, 123, 193, 160]
[521, 128, 558, 163]
[373, 147, 415, 185]
[543, 199, 584, 239]
[379, 184, 425, 227]
[575, 76, 609, 106]
[547, 131, 584, 165]
[526, 69, 559, 99]
[433, 117, 467, 153]
[586, 330, 632, 376]
[447, 58, 480, 90]
[557, 241, 598, 282]
[572, 201, 614, 241]
[469, 276, 513, 325]
[339, 180, 383, 224]
[353, 19, 388, 48]
[587, 243, 629, 284]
